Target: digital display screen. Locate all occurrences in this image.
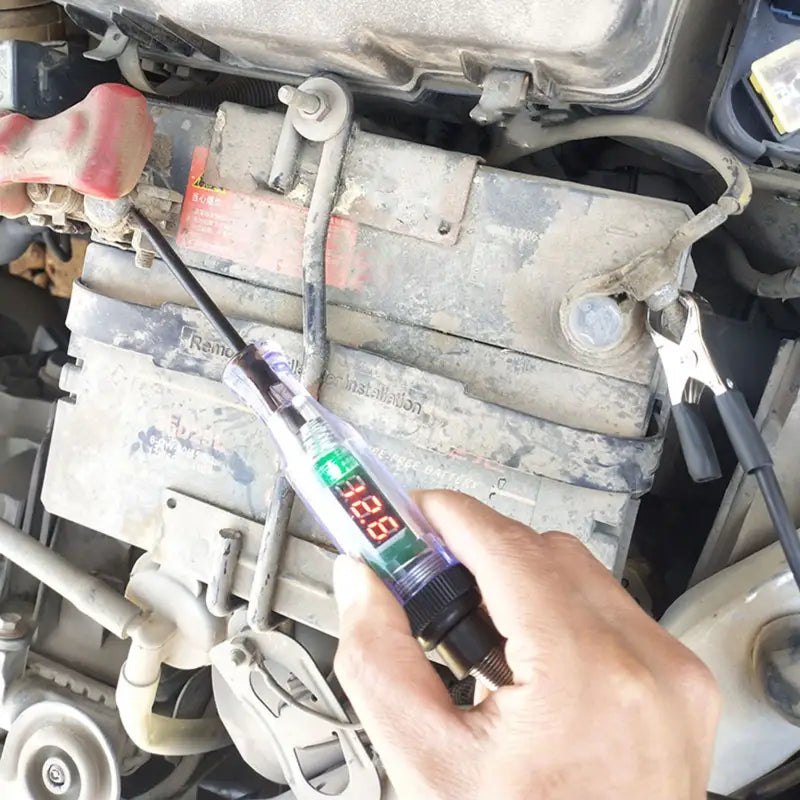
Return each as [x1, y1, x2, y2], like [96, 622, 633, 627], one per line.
[332, 471, 404, 546]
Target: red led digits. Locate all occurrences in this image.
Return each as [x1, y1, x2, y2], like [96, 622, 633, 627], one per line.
[340, 476, 367, 499]
[350, 495, 383, 519]
[331, 468, 405, 547]
[366, 515, 402, 542]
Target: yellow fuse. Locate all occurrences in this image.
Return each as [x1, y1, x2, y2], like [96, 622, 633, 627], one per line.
[750, 39, 800, 135]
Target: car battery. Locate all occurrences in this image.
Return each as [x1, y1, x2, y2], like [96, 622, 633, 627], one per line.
[41, 100, 694, 632]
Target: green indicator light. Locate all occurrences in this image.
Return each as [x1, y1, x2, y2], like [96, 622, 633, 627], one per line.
[315, 447, 359, 486]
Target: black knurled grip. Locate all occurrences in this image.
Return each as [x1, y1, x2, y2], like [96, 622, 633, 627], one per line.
[403, 563, 480, 646]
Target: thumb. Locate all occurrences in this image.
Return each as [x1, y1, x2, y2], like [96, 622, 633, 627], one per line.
[333, 557, 458, 753]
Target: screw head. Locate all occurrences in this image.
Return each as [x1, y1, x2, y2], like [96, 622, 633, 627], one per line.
[47, 764, 64, 785]
[230, 647, 248, 667]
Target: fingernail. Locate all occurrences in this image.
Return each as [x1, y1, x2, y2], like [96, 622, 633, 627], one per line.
[333, 556, 364, 612]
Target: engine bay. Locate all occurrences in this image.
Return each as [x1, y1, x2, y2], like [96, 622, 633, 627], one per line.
[0, 0, 799, 797]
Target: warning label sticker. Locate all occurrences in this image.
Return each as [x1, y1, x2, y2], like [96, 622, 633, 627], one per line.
[177, 147, 365, 289]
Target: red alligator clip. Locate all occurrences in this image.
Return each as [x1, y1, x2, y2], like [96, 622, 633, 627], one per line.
[0, 83, 154, 217]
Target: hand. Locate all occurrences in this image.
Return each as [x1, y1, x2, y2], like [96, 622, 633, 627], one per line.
[333, 490, 720, 800]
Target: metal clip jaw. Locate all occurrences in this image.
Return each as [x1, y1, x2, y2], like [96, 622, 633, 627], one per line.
[647, 291, 774, 485]
[647, 293, 727, 483]
[647, 293, 728, 403]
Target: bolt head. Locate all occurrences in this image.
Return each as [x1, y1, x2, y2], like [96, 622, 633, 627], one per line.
[42, 756, 72, 795]
[230, 647, 248, 667]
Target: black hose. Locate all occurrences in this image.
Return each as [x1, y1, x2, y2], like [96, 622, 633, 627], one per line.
[715, 388, 800, 591]
[43, 229, 72, 263]
[130, 209, 245, 353]
[756, 467, 800, 590]
[712, 229, 800, 299]
[176, 76, 280, 111]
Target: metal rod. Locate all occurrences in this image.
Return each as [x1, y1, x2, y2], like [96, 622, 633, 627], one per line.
[0, 516, 142, 639]
[206, 528, 243, 618]
[248, 102, 353, 630]
[247, 474, 294, 630]
[299, 125, 351, 396]
[267, 113, 303, 194]
[130, 209, 246, 353]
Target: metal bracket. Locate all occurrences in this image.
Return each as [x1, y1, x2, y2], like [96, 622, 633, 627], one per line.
[470, 69, 531, 126]
[155, 489, 340, 637]
[117, 41, 195, 97]
[211, 631, 381, 799]
[84, 22, 129, 62]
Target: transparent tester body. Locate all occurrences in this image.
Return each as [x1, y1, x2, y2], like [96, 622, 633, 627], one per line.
[223, 343, 458, 603]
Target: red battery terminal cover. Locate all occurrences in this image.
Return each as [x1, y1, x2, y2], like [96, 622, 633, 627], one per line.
[0, 83, 154, 217]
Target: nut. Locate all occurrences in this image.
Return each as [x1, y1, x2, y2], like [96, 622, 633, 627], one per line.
[0, 612, 23, 638]
[283, 76, 352, 142]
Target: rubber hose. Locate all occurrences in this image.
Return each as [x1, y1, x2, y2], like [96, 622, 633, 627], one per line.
[43, 229, 72, 263]
[712, 229, 800, 299]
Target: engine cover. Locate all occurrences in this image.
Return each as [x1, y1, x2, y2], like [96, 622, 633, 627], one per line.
[60, 0, 686, 106]
[41, 101, 692, 637]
